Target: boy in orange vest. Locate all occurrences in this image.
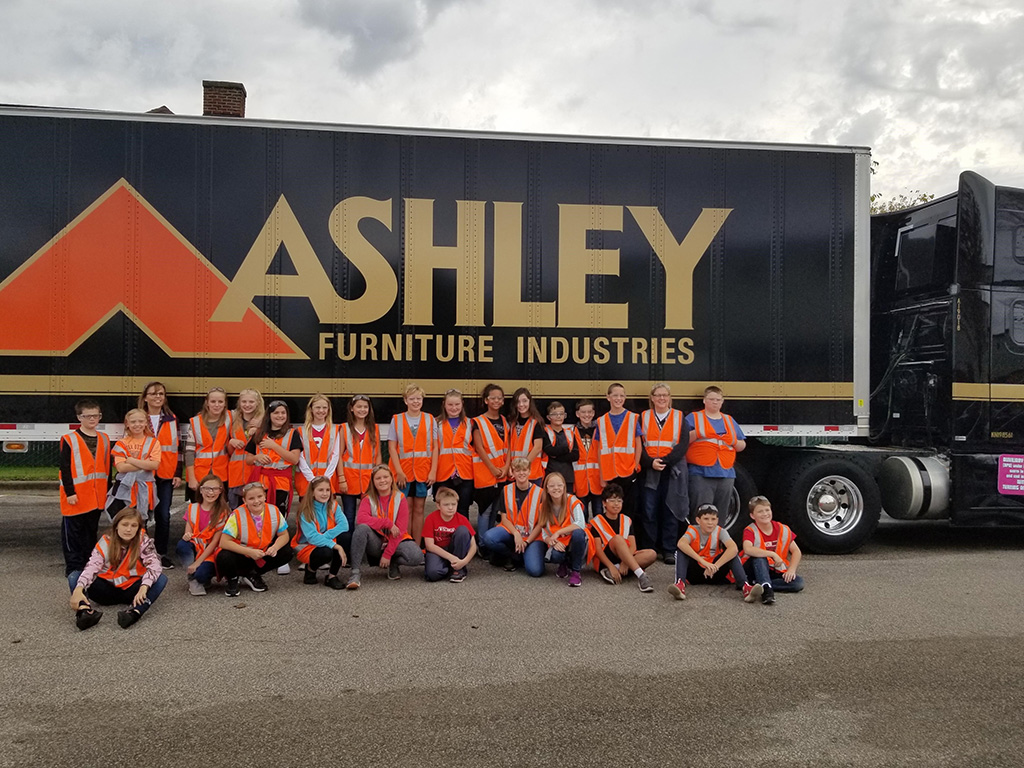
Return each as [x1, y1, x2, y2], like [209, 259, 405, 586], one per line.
[668, 503, 747, 600]
[59, 399, 111, 592]
[686, 385, 746, 519]
[595, 383, 643, 517]
[572, 399, 602, 520]
[389, 383, 439, 545]
[741, 495, 804, 605]
[588, 483, 656, 592]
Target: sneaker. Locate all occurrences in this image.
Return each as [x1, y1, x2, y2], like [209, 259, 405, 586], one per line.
[242, 573, 268, 592]
[160, 555, 175, 570]
[324, 575, 345, 590]
[303, 569, 319, 585]
[345, 575, 361, 590]
[187, 579, 207, 596]
[762, 585, 776, 605]
[449, 569, 467, 583]
[662, 552, 676, 565]
[75, 607, 102, 631]
[742, 582, 763, 603]
[116, 608, 141, 629]
[225, 577, 241, 597]
[637, 571, 654, 593]
[388, 561, 401, 580]
[568, 571, 582, 587]
[503, 560, 517, 572]
[556, 562, 569, 579]
[667, 579, 686, 600]
[599, 567, 616, 585]
[276, 563, 291, 575]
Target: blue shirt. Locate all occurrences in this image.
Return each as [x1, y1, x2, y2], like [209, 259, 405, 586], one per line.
[592, 410, 644, 441]
[299, 499, 349, 548]
[685, 412, 745, 478]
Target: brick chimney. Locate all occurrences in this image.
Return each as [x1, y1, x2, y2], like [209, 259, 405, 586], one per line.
[202, 81, 246, 117]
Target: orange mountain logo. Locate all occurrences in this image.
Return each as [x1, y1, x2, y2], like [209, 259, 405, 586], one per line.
[0, 179, 305, 359]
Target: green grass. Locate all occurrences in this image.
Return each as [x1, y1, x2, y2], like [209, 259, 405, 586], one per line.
[0, 466, 57, 481]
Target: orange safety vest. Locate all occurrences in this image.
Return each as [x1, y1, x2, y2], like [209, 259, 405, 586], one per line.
[597, 411, 639, 481]
[544, 493, 586, 547]
[339, 424, 380, 495]
[572, 426, 602, 497]
[685, 410, 739, 470]
[154, 417, 180, 480]
[509, 419, 544, 480]
[683, 524, 725, 562]
[296, 424, 339, 496]
[367, 492, 413, 543]
[740, 522, 795, 570]
[184, 502, 226, 562]
[290, 498, 342, 563]
[94, 534, 148, 588]
[499, 483, 543, 538]
[587, 512, 633, 572]
[641, 409, 683, 459]
[540, 426, 575, 472]
[190, 413, 233, 483]
[471, 415, 510, 489]
[111, 435, 159, 510]
[255, 428, 297, 501]
[228, 416, 257, 488]
[437, 418, 474, 482]
[60, 431, 111, 516]
[390, 413, 437, 483]
[225, 504, 286, 550]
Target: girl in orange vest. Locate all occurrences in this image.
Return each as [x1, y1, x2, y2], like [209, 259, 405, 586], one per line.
[532, 472, 589, 585]
[471, 383, 511, 545]
[69, 507, 167, 631]
[227, 388, 264, 509]
[176, 473, 230, 596]
[186, 387, 233, 497]
[245, 400, 302, 514]
[139, 381, 181, 570]
[639, 383, 688, 562]
[434, 389, 474, 518]
[337, 395, 381, 530]
[216, 482, 293, 596]
[509, 387, 545, 483]
[346, 464, 424, 589]
[388, 383, 438, 545]
[107, 409, 161, 524]
[296, 393, 340, 499]
[292, 476, 349, 589]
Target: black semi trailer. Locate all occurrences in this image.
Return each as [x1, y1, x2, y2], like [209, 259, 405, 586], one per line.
[1, 105, 1021, 551]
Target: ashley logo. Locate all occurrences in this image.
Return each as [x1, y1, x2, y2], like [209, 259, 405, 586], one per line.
[0, 180, 305, 359]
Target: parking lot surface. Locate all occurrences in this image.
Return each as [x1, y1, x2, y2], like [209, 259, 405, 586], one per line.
[1, 489, 1023, 767]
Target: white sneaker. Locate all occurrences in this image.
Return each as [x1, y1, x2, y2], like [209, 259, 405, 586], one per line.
[276, 563, 291, 575]
[187, 579, 206, 596]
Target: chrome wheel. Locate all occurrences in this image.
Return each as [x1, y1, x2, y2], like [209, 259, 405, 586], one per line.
[804, 475, 864, 536]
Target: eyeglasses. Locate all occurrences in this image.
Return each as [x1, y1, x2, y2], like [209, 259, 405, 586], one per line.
[80, 413, 102, 419]
[696, 504, 718, 513]
[351, 395, 369, 402]
[548, 412, 566, 417]
[200, 486, 223, 493]
[241, 482, 264, 493]
[445, 389, 462, 396]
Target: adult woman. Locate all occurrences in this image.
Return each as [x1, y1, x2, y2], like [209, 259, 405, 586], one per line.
[139, 381, 181, 568]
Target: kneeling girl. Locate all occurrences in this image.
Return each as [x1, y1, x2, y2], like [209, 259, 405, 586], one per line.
[292, 476, 350, 589]
[215, 482, 293, 596]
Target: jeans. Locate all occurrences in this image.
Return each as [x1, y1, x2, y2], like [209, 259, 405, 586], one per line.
[473, 486, 501, 547]
[62, 509, 101, 582]
[526, 528, 587, 576]
[175, 539, 217, 585]
[340, 494, 360, 531]
[640, 472, 678, 554]
[425, 526, 473, 581]
[86, 573, 168, 613]
[676, 552, 747, 586]
[152, 478, 175, 556]
[743, 557, 805, 592]
[482, 527, 546, 569]
[433, 478, 475, 517]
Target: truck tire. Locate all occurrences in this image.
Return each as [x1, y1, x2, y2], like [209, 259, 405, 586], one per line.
[723, 463, 757, 539]
[777, 456, 881, 554]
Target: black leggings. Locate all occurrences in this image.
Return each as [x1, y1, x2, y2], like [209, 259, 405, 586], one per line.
[215, 544, 293, 578]
[307, 531, 353, 574]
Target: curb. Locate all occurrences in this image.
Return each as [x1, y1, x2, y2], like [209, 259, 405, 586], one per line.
[0, 481, 59, 491]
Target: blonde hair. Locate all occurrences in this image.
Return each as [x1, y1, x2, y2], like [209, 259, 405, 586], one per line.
[539, 472, 569, 530]
[365, 464, 396, 514]
[233, 388, 265, 429]
[123, 408, 156, 437]
[199, 387, 228, 427]
[404, 383, 425, 399]
[297, 476, 337, 526]
[303, 394, 334, 446]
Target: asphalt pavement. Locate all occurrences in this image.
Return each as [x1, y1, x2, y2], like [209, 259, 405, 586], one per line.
[1, 489, 1022, 767]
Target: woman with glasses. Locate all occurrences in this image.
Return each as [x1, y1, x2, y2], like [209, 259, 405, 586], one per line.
[138, 381, 182, 569]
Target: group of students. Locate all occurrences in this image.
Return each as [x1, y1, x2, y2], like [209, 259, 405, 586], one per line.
[59, 380, 805, 630]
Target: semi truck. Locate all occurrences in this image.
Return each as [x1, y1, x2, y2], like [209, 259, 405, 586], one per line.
[1, 104, 1021, 553]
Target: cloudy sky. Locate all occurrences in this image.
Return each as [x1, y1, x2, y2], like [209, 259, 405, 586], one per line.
[1, 0, 1021, 199]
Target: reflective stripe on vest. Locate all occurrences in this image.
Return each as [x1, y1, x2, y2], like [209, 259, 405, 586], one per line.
[471, 415, 509, 488]
[301, 425, 338, 474]
[685, 410, 738, 469]
[392, 413, 436, 482]
[540, 426, 575, 472]
[291, 499, 341, 560]
[186, 502, 225, 560]
[589, 513, 632, 546]
[641, 409, 683, 458]
[544, 493, 585, 545]
[438, 419, 473, 482]
[156, 418, 180, 480]
[510, 419, 543, 479]
[340, 424, 379, 494]
[740, 523, 794, 569]
[60, 431, 111, 515]
[94, 534, 147, 588]
[368, 492, 413, 542]
[685, 524, 722, 561]
[597, 412, 639, 481]
[500, 483, 543, 538]
[571, 427, 601, 496]
[227, 504, 285, 550]
[191, 413, 233, 481]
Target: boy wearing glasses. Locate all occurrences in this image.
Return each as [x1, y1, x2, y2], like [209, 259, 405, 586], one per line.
[59, 399, 112, 591]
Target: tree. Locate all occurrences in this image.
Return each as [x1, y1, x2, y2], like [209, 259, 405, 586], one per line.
[868, 159, 935, 213]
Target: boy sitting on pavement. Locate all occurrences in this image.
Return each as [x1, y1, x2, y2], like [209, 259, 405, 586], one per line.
[423, 486, 477, 583]
[587, 483, 657, 592]
[741, 495, 804, 605]
[669, 503, 747, 600]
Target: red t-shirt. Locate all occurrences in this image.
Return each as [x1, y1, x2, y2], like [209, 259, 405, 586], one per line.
[742, 521, 792, 551]
[422, 511, 475, 549]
